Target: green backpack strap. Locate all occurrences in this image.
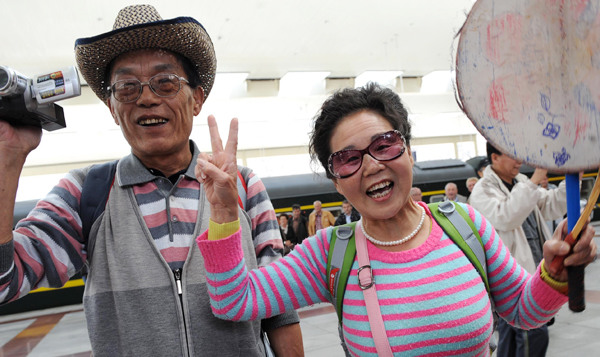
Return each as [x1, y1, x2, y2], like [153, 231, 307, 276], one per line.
[326, 222, 357, 323]
[428, 201, 490, 295]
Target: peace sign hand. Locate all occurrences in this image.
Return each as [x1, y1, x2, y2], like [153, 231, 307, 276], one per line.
[195, 115, 239, 223]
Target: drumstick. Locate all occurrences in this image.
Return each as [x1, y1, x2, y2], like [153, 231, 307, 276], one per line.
[550, 169, 600, 312]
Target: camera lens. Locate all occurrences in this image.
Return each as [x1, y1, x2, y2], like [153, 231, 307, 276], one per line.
[0, 66, 18, 96]
[0, 68, 9, 91]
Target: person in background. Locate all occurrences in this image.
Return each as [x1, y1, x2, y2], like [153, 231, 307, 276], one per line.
[410, 186, 423, 202]
[466, 177, 478, 193]
[443, 182, 468, 203]
[334, 199, 361, 226]
[539, 175, 562, 233]
[195, 83, 596, 356]
[286, 203, 309, 248]
[308, 200, 336, 236]
[476, 157, 490, 178]
[0, 5, 301, 356]
[469, 142, 568, 357]
[466, 176, 479, 203]
[278, 214, 292, 255]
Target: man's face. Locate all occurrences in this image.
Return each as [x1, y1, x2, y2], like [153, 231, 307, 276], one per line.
[492, 153, 522, 182]
[342, 203, 352, 215]
[314, 202, 322, 213]
[410, 189, 422, 201]
[467, 180, 477, 192]
[292, 208, 301, 219]
[107, 49, 204, 165]
[445, 185, 458, 200]
[278, 215, 288, 226]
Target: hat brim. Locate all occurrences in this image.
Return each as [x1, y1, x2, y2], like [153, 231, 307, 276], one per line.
[75, 17, 216, 102]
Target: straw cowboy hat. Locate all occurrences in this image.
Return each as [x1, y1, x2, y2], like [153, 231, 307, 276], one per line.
[74, 4, 216, 102]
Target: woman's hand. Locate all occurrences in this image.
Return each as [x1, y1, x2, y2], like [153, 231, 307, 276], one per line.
[195, 115, 239, 223]
[543, 218, 597, 281]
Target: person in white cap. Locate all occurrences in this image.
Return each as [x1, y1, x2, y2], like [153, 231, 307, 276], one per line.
[0, 5, 302, 356]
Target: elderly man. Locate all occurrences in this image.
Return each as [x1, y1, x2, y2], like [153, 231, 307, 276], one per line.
[410, 186, 423, 202]
[470, 142, 567, 357]
[0, 5, 302, 356]
[443, 182, 468, 203]
[308, 200, 336, 236]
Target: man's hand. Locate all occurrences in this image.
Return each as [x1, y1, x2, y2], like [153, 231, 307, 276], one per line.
[530, 168, 548, 186]
[266, 322, 304, 357]
[0, 120, 42, 157]
[0, 120, 42, 244]
[194, 115, 239, 224]
[543, 218, 597, 281]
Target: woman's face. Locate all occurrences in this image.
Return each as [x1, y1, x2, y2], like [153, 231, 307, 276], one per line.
[330, 110, 414, 221]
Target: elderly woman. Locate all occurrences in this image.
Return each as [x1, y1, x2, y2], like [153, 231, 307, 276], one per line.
[195, 83, 596, 356]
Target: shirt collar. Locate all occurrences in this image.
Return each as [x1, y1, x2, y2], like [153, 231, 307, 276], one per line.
[116, 140, 200, 187]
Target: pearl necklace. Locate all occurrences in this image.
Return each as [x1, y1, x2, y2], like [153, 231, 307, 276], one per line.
[360, 206, 426, 246]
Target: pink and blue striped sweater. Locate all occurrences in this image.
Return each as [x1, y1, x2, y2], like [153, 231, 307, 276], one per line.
[197, 202, 567, 356]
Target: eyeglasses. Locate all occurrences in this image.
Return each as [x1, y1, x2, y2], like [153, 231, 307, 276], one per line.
[328, 130, 406, 179]
[108, 73, 190, 103]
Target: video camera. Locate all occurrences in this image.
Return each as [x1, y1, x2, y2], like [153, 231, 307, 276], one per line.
[0, 66, 81, 131]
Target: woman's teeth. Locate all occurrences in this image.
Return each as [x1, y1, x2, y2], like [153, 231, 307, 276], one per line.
[367, 181, 393, 198]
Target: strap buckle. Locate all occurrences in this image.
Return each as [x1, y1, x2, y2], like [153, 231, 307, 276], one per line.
[357, 265, 374, 290]
[437, 200, 456, 214]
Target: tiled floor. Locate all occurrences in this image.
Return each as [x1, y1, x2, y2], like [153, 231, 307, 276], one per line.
[1, 237, 599, 356]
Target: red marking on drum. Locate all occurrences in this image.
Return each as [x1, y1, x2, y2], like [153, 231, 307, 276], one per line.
[573, 114, 590, 146]
[571, 0, 591, 18]
[485, 13, 524, 65]
[488, 80, 509, 122]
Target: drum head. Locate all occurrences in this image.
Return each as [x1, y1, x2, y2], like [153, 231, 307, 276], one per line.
[456, 0, 600, 171]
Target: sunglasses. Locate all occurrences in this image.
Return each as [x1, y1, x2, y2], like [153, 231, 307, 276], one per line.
[328, 130, 406, 179]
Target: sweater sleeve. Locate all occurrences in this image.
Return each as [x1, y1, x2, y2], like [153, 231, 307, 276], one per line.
[0, 169, 88, 304]
[464, 203, 568, 329]
[239, 166, 283, 267]
[197, 227, 332, 321]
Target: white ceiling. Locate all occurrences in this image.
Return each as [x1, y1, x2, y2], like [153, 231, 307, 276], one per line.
[1, 0, 476, 80]
[4, 0, 486, 201]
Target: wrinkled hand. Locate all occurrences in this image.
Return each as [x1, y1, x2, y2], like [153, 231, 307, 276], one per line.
[195, 115, 239, 223]
[0, 120, 42, 157]
[543, 218, 597, 281]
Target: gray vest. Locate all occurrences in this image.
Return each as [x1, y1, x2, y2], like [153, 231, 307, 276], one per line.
[83, 168, 264, 356]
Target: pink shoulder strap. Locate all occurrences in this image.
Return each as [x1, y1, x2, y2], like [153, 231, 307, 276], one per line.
[355, 221, 393, 357]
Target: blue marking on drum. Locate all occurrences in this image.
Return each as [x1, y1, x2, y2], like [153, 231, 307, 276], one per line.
[543, 122, 560, 139]
[575, 84, 600, 121]
[553, 147, 571, 167]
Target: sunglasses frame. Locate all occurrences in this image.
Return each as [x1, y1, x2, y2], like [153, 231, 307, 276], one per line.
[327, 130, 406, 179]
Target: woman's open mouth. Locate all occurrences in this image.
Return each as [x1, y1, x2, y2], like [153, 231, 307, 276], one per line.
[367, 181, 393, 199]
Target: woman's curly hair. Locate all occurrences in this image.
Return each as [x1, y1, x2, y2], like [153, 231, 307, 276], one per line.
[309, 82, 412, 178]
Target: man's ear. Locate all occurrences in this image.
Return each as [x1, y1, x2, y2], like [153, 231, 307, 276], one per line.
[490, 153, 499, 165]
[106, 98, 120, 125]
[193, 86, 205, 116]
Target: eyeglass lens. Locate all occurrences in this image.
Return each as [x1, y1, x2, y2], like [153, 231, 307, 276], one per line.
[112, 74, 185, 102]
[329, 131, 405, 178]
